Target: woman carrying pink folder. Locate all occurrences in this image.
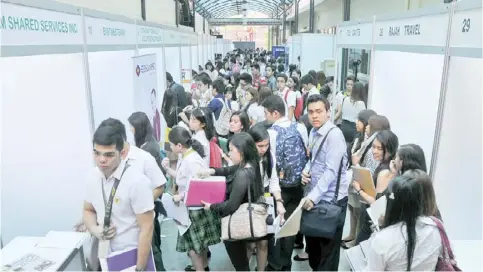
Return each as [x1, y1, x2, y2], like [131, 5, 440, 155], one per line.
[161, 127, 221, 272]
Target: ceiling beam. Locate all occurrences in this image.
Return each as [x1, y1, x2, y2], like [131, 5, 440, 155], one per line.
[209, 18, 283, 25]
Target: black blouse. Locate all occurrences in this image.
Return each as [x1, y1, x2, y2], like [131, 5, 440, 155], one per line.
[210, 165, 262, 218]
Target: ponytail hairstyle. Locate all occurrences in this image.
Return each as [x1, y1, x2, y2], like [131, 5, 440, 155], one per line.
[248, 123, 273, 179]
[168, 126, 205, 158]
[191, 107, 215, 140]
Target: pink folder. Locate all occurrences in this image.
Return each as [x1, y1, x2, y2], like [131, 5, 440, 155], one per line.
[185, 176, 226, 207]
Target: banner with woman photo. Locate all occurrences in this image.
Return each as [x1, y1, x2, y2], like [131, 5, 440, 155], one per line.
[133, 54, 161, 142]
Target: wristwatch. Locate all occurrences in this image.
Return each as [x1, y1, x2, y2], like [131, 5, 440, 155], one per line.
[276, 198, 284, 204]
[135, 267, 145, 271]
[356, 189, 362, 195]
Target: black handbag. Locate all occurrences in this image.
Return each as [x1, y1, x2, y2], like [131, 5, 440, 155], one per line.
[300, 128, 345, 238]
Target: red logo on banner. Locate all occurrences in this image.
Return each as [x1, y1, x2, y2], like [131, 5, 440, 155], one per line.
[135, 65, 141, 77]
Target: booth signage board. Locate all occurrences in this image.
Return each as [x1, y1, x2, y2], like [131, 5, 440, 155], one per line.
[450, 8, 482, 48]
[181, 68, 191, 83]
[86, 17, 136, 45]
[374, 13, 449, 46]
[337, 23, 373, 45]
[180, 35, 191, 46]
[272, 46, 285, 58]
[137, 25, 163, 45]
[0, 3, 83, 46]
[164, 30, 180, 45]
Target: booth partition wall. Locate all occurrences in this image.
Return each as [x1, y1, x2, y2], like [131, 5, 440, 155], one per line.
[0, 0, 221, 245]
[336, 1, 482, 270]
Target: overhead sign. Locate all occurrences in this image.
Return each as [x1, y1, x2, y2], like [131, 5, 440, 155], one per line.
[137, 25, 163, 45]
[337, 23, 373, 46]
[374, 13, 449, 46]
[86, 17, 136, 45]
[449, 7, 482, 48]
[0, 2, 83, 46]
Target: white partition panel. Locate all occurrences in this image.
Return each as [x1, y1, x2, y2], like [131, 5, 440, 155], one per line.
[299, 34, 335, 75]
[431, 1, 482, 270]
[433, 56, 482, 270]
[1, 54, 93, 244]
[191, 45, 199, 70]
[88, 50, 136, 142]
[181, 43, 192, 91]
[164, 47, 181, 83]
[370, 5, 450, 170]
[371, 51, 444, 169]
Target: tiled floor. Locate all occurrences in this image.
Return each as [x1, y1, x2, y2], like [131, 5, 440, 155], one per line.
[159, 213, 352, 271]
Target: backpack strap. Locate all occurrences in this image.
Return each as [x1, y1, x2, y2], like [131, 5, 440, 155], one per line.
[284, 89, 292, 103]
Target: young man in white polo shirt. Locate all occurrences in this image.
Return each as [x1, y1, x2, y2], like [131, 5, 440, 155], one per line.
[84, 125, 154, 271]
[276, 73, 297, 122]
[98, 118, 166, 271]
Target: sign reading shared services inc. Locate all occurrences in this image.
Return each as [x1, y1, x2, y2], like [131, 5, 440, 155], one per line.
[137, 25, 163, 45]
[337, 22, 373, 46]
[449, 7, 482, 49]
[0, 3, 83, 46]
[86, 17, 136, 45]
[374, 13, 449, 46]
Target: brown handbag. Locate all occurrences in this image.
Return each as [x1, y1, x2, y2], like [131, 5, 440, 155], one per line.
[221, 168, 268, 241]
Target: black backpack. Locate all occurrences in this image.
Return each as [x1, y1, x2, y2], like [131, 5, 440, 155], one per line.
[161, 85, 179, 128]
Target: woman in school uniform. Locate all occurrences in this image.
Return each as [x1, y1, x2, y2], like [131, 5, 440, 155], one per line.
[161, 126, 221, 271]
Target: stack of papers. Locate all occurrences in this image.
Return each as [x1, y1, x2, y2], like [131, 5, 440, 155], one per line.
[161, 194, 192, 235]
[274, 201, 304, 242]
[367, 196, 387, 231]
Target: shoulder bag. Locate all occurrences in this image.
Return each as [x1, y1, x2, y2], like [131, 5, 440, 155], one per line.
[86, 163, 130, 271]
[431, 217, 461, 271]
[221, 168, 269, 241]
[300, 128, 345, 238]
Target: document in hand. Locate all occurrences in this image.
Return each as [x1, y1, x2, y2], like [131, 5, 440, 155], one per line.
[367, 195, 387, 230]
[161, 193, 191, 227]
[274, 200, 304, 242]
[100, 247, 156, 271]
[351, 166, 377, 197]
[185, 176, 226, 207]
[344, 239, 370, 271]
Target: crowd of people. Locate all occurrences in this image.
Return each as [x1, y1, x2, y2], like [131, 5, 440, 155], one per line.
[80, 48, 458, 271]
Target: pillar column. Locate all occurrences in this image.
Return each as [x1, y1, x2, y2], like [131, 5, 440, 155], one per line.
[294, 0, 299, 34]
[340, 0, 350, 90]
[309, 0, 315, 33]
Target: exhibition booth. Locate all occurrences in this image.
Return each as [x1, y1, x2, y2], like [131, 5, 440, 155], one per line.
[0, 0, 223, 247]
[336, 0, 482, 270]
[286, 33, 336, 75]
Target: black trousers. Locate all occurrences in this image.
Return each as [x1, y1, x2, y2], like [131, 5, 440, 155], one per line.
[305, 197, 348, 271]
[224, 240, 250, 271]
[153, 211, 166, 271]
[341, 120, 357, 144]
[355, 205, 372, 245]
[267, 185, 303, 270]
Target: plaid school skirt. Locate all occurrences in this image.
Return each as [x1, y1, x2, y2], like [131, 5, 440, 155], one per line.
[176, 209, 221, 254]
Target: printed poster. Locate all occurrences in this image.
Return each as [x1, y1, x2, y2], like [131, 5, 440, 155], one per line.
[133, 54, 161, 142]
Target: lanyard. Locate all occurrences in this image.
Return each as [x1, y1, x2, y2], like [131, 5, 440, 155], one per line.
[101, 162, 130, 229]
